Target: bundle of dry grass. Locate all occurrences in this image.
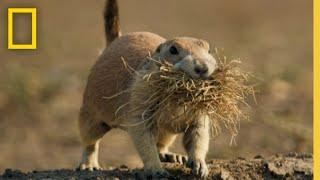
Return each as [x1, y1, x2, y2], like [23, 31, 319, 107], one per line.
[109, 51, 255, 139]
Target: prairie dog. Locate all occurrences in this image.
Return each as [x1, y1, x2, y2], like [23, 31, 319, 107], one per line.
[78, 0, 217, 178]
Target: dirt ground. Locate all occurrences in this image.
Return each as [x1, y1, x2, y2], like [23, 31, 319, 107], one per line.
[1, 153, 313, 180]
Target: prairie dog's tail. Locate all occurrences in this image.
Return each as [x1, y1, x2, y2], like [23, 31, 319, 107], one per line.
[104, 0, 121, 45]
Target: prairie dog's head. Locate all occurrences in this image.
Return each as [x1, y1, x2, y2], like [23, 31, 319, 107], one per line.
[152, 37, 217, 79]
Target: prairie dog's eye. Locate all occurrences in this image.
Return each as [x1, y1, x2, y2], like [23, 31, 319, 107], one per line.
[208, 49, 211, 53]
[169, 46, 179, 55]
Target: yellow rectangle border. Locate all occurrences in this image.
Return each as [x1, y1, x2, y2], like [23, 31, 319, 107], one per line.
[8, 8, 37, 50]
[314, 0, 319, 179]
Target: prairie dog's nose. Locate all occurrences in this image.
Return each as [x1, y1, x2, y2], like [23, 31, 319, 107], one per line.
[194, 64, 208, 76]
[174, 55, 216, 79]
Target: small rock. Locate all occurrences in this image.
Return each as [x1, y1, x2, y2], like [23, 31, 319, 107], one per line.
[120, 165, 128, 169]
[107, 166, 115, 170]
[134, 171, 145, 180]
[220, 169, 234, 180]
[2, 169, 24, 178]
[267, 162, 290, 176]
[287, 152, 298, 158]
[254, 155, 264, 159]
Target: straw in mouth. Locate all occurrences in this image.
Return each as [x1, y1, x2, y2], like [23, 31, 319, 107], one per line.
[104, 52, 255, 140]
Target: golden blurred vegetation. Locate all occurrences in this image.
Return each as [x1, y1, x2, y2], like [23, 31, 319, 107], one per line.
[0, 0, 312, 171]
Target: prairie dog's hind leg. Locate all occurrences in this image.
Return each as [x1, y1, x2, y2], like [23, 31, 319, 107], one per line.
[157, 132, 187, 164]
[78, 110, 111, 171]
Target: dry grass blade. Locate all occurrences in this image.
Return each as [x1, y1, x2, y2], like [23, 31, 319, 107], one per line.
[108, 53, 255, 138]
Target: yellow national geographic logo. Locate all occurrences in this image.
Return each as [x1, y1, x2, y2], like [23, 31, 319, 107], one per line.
[8, 8, 37, 50]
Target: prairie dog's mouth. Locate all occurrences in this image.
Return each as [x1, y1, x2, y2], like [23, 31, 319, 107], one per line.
[173, 55, 217, 79]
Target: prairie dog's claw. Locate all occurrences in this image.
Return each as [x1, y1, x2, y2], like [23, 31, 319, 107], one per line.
[187, 158, 209, 179]
[159, 152, 188, 164]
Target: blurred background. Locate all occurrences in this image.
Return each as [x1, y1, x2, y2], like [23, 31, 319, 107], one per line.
[0, 0, 313, 171]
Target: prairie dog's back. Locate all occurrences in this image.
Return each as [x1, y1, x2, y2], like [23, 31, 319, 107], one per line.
[82, 32, 165, 125]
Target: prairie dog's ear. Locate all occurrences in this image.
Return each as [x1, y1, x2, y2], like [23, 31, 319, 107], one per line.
[155, 43, 164, 54]
[152, 43, 165, 61]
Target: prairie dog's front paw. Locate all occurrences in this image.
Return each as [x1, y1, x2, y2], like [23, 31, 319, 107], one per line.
[187, 158, 208, 179]
[78, 162, 103, 171]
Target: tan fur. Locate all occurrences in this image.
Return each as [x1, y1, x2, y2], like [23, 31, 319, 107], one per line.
[78, 0, 215, 178]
